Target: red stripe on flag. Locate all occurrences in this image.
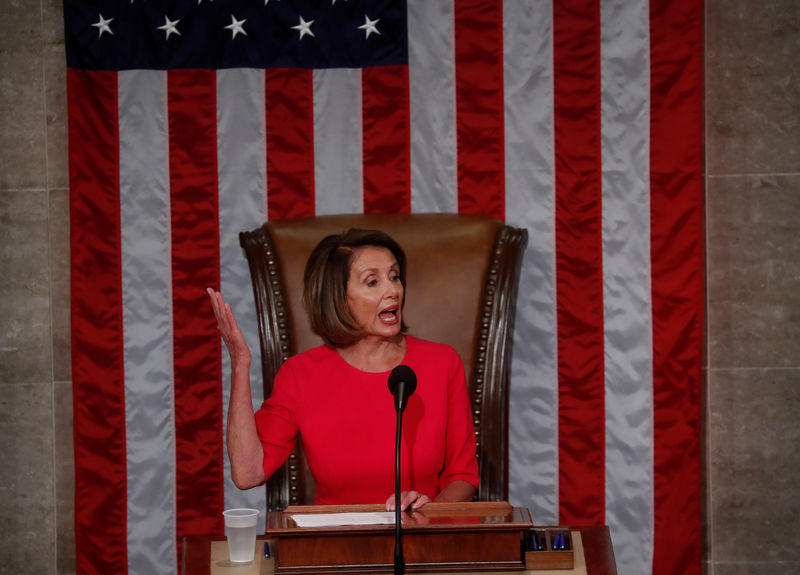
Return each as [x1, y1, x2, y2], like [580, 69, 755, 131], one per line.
[454, 0, 505, 220]
[553, 0, 605, 526]
[265, 68, 315, 220]
[167, 70, 224, 549]
[68, 68, 128, 575]
[649, 1, 704, 573]
[362, 64, 411, 213]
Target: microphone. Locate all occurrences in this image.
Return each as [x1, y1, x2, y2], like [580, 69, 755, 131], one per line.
[387, 365, 417, 575]
[387, 364, 417, 413]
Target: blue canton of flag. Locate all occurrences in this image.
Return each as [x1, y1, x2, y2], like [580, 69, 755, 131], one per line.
[63, 0, 408, 70]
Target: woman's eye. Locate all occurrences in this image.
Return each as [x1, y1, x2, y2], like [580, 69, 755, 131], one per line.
[367, 279, 378, 287]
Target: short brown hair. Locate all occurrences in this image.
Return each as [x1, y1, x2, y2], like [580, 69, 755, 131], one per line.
[303, 228, 408, 347]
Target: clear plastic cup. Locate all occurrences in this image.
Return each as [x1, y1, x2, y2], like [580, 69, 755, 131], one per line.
[223, 508, 259, 563]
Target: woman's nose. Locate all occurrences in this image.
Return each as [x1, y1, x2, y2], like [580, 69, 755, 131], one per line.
[385, 278, 400, 297]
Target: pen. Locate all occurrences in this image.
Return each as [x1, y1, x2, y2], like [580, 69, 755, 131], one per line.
[553, 532, 564, 550]
[264, 541, 270, 558]
[529, 530, 539, 551]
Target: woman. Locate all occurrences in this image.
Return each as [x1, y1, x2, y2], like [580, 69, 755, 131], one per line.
[208, 228, 478, 511]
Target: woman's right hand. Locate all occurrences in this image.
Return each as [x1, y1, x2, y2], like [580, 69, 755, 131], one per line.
[208, 288, 265, 488]
[207, 288, 252, 368]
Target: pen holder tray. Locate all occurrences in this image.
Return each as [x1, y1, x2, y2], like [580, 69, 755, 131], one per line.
[524, 527, 574, 570]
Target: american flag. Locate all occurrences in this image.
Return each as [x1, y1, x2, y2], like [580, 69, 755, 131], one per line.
[64, 1, 703, 574]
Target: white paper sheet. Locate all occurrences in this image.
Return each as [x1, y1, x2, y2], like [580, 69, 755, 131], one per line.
[290, 512, 396, 528]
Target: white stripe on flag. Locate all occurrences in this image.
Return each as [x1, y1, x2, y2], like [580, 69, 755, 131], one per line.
[119, 69, 177, 575]
[217, 68, 269, 532]
[408, 0, 457, 214]
[503, 0, 559, 525]
[313, 69, 364, 214]
[600, 2, 655, 573]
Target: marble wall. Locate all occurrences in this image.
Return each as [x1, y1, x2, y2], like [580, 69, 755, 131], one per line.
[0, 0, 74, 573]
[0, 1, 797, 574]
[704, 2, 800, 574]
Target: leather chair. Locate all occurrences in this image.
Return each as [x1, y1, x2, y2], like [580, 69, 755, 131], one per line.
[239, 213, 527, 511]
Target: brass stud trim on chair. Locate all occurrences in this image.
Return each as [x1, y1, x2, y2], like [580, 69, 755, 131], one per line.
[471, 236, 504, 466]
[240, 226, 304, 512]
[261, 236, 301, 504]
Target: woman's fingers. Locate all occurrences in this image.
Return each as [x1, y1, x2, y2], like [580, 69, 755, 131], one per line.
[207, 287, 221, 318]
[206, 288, 251, 365]
[386, 491, 430, 511]
[208, 289, 237, 336]
[411, 493, 430, 509]
[207, 288, 232, 329]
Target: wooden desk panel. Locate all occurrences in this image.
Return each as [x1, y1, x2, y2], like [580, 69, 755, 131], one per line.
[269, 503, 531, 573]
[182, 526, 616, 575]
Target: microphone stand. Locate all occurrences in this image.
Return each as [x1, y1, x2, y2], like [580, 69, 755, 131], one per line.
[393, 394, 404, 575]
[387, 366, 416, 575]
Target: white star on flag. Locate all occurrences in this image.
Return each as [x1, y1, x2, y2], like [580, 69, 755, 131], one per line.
[91, 13, 113, 37]
[291, 16, 314, 40]
[357, 15, 380, 39]
[224, 15, 247, 39]
[157, 16, 181, 39]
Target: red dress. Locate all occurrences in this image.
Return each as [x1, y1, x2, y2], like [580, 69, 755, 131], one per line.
[254, 335, 479, 504]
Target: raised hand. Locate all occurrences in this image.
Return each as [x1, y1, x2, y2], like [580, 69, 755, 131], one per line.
[207, 288, 265, 488]
[207, 288, 252, 368]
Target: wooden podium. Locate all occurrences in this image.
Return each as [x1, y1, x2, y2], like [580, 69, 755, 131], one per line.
[181, 525, 619, 575]
[266, 502, 532, 574]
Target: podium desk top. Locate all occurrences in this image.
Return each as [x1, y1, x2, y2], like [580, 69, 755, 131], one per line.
[269, 502, 532, 534]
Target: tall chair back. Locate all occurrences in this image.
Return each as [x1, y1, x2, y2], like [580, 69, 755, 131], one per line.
[239, 213, 527, 511]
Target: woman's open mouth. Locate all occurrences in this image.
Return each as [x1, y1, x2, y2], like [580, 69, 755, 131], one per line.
[379, 306, 399, 324]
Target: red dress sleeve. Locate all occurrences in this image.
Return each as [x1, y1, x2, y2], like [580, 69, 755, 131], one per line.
[254, 359, 301, 479]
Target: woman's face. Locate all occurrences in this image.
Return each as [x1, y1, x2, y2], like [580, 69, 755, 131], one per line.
[346, 245, 404, 340]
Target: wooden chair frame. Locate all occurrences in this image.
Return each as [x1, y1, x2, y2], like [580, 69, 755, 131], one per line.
[239, 213, 527, 511]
